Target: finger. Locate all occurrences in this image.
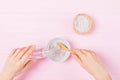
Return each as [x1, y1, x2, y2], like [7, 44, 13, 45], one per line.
[85, 49, 95, 54]
[73, 54, 82, 66]
[12, 48, 21, 59]
[8, 48, 17, 59]
[21, 46, 35, 62]
[16, 46, 31, 60]
[15, 47, 27, 60]
[88, 50, 97, 56]
[80, 49, 101, 64]
[25, 60, 33, 68]
[87, 50, 101, 62]
[73, 49, 85, 59]
[70, 50, 77, 55]
[21, 60, 33, 73]
[80, 49, 93, 56]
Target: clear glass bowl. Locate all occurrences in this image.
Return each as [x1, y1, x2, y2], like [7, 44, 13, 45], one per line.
[31, 38, 71, 62]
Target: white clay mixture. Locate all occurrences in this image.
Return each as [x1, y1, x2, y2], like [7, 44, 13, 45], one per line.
[48, 42, 68, 61]
[45, 38, 70, 62]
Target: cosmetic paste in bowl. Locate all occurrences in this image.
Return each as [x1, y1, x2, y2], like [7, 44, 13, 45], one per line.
[45, 38, 71, 62]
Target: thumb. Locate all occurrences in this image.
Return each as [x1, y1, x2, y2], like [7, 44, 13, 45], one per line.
[21, 60, 34, 73]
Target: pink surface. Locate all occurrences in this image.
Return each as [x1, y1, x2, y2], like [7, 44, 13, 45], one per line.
[0, 0, 120, 80]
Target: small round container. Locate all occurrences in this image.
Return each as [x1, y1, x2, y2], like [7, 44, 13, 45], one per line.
[45, 38, 71, 62]
[73, 13, 94, 34]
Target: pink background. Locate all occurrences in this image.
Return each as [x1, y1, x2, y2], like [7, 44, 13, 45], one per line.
[0, 0, 120, 80]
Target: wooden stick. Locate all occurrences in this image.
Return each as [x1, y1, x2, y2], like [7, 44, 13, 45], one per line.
[57, 42, 76, 55]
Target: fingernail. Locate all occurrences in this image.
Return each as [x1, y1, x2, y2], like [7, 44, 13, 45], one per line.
[21, 47, 26, 50]
[30, 45, 36, 47]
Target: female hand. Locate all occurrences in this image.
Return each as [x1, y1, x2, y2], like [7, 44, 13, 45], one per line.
[72, 49, 112, 80]
[0, 45, 35, 80]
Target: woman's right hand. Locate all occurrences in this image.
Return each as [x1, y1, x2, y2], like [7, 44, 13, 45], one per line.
[72, 49, 112, 80]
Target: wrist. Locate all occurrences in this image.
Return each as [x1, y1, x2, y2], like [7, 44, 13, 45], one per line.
[0, 72, 14, 80]
[94, 72, 112, 80]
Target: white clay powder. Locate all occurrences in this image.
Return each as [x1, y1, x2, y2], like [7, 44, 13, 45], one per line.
[74, 15, 90, 33]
